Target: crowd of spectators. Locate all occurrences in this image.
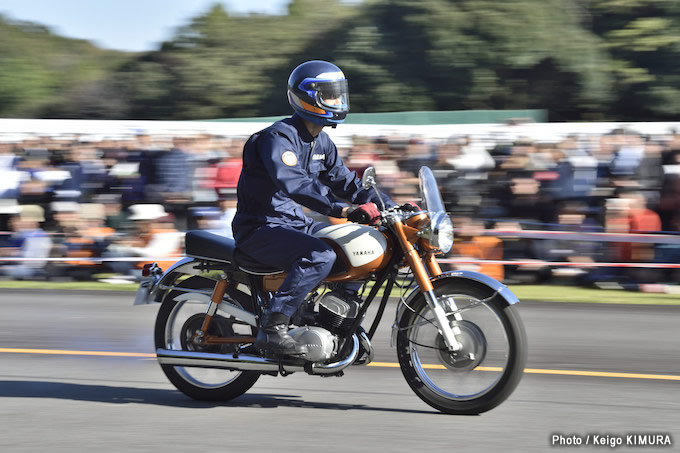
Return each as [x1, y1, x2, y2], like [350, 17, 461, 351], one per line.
[1, 126, 679, 288]
[0, 133, 240, 281]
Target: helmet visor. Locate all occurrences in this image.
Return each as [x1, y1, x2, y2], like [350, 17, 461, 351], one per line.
[299, 78, 349, 112]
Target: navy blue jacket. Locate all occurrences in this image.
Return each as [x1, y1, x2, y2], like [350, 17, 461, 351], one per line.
[233, 114, 393, 242]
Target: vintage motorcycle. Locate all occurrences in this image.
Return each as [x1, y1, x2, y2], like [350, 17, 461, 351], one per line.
[135, 166, 527, 414]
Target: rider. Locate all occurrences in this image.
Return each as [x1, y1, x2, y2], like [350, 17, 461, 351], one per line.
[233, 60, 397, 355]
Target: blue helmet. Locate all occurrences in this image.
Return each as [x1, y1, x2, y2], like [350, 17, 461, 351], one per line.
[287, 60, 349, 126]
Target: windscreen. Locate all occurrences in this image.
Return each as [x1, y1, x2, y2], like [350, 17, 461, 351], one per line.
[419, 166, 446, 215]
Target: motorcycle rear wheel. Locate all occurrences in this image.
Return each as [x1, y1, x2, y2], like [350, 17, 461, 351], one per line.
[154, 277, 260, 401]
[396, 280, 526, 414]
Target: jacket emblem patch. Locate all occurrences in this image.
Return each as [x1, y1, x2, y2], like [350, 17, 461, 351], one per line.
[281, 151, 298, 167]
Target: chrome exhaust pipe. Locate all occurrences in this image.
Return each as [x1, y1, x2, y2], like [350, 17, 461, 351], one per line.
[311, 334, 359, 373]
[354, 330, 374, 365]
[157, 349, 305, 373]
[156, 334, 360, 375]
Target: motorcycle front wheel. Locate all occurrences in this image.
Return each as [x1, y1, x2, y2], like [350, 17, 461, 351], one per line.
[396, 280, 526, 414]
[154, 276, 260, 401]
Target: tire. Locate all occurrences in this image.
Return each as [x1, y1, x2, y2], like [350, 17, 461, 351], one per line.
[396, 279, 527, 415]
[154, 276, 260, 401]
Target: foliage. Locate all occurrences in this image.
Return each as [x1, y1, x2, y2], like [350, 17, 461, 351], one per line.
[0, 1, 679, 120]
[0, 14, 130, 118]
[588, 0, 680, 119]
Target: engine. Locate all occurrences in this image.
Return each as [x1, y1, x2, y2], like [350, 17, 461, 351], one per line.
[317, 291, 360, 333]
[287, 326, 337, 362]
[288, 291, 361, 362]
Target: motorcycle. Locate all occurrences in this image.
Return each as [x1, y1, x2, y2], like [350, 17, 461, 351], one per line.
[135, 166, 527, 414]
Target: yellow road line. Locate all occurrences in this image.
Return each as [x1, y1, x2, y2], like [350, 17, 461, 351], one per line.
[367, 361, 680, 380]
[0, 348, 155, 358]
[2, 348, 680, 382]
[522, 368, 680, 381]
[367, 361, 503, 371]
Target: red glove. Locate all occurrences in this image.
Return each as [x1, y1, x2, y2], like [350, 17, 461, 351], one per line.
[347, 203, 381, 225]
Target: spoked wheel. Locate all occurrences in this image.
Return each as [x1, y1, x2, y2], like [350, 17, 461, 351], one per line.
[154, 277, 260, 401]
[396, 280, 526, 414]
[179, 313, 238, 354]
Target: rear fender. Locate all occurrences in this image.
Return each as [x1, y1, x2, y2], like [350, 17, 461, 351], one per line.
[390, 271, 519, 346]
[146, 257, 252, 304]
[149, 257, 204, 303]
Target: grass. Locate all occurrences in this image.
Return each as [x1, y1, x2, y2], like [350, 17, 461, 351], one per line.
[0, 280, 138, 291]
[0, 280, 678, 305]
[510, 285, 680, 305]
[371, 283, 680, 305]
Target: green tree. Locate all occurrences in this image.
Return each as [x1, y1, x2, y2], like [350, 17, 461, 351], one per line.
[0, 15, 130, 118]
[3, 1, 679, 121]
[588, 0, 680, 119]
[327, 0, 612, 119]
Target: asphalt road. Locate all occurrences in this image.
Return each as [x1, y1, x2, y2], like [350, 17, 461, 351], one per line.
[1, 289, 678, 452]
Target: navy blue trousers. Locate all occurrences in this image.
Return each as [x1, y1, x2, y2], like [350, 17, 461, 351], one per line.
[236, 222, 338, 318]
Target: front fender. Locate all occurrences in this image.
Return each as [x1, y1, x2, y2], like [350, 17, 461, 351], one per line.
[390, 271, 520, 346]
[434, 271, 520, 305]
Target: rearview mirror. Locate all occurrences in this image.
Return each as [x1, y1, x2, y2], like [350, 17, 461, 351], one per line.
[361, 166, 385, 210]
[361, 166, 376, 190]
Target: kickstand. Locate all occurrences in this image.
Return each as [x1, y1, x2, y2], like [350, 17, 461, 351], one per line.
[278, 359, 291, 377]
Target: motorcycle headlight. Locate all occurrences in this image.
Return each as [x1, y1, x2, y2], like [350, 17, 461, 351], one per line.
[426, 212, 454, 253]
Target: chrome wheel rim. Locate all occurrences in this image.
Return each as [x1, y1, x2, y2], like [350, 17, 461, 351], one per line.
[408, 293, 510, 401]
[164, 294, 253, 389]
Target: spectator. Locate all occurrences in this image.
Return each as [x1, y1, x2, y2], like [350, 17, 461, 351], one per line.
[213, 154, 242, 200]
[0, 142, 22, 199]
[151, 138, 191, 196]
[548, 137, 598, 202]
[0, 205, 52, 280]
[372, 136, 409, 201]
[626, 191, 661, 231]
[399, 137, 437, 176]
[58, 144, 107, 201]
[538, 201, 603, 284]
[656, 212, 680, 283]
[104, 204, 182, 279]
[150, 138, 192, 229]
[94, 194, 127, 231]
[450, 217, 504, 282]
[189, 206, 223, 233]
[659, 151, 680, 229]
[449, 135, 495, 173]
[56, 203, 114, 279]
[217, 194, 238, 238]
[495, 220, 549, 284]
[637, 138, 665, 191]
[622, 191, 662, 284]
[16, 148, 54, 205]
[51, 201, 81, 236]
[610, 131, 645, 179]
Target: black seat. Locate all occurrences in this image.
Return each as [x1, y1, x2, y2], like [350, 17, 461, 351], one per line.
[233, 248, 284, 275]
[185, 230, 283, 274]
[185, 230, 235, 263]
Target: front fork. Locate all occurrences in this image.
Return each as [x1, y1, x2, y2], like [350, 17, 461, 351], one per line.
[393, 221, 462, 352]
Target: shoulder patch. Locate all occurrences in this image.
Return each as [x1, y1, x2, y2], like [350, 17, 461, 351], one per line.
[281, 150, 298, 167]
